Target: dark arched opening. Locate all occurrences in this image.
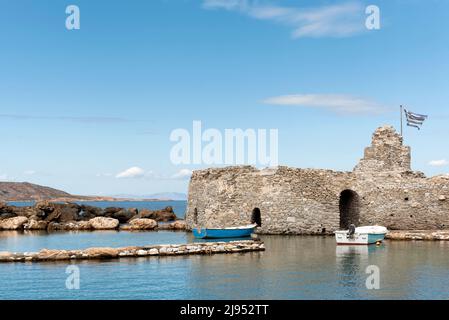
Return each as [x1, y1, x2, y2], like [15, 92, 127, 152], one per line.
[339, 190, 360, 229]
[193, 208, 198, 224]
[251, 208, 261, 226]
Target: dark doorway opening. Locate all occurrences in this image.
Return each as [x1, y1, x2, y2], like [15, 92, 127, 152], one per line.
[193, 208, 198, 224]
[251, 208, 261, 226]
[339, 190, 360, 229]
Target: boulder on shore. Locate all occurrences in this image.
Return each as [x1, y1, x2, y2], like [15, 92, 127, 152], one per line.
[0, 216, 29, 230]
[121, 218, 157, 231]
[47, 221, 92, 231]
[24, 219, 48, 230]
[79, 205, 103, 220]
[136, 206, 177, 222]
[0, 202, 182, 232]
[157, 220, 186, 231]
[171, 220, 186, 230]
[110, 209, 135, 223]
[89, 217, 119, 230]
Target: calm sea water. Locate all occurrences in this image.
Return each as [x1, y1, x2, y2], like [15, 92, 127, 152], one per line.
[2, 201, 449, 300]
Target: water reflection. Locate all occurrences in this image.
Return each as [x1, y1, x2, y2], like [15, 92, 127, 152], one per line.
[1, 233, 449, 299]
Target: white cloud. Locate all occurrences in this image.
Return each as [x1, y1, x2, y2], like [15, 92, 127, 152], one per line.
[23, 170, 36, 175]
[115, 167, 146, 179]
[263, 94, 387, 115]
[202, 0, 366, 38]
[171, 169, 193, 180]
[429, 159, 448, 167]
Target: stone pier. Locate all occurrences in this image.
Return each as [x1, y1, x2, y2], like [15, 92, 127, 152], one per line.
[386, 230, 449, 241]
[0, 240, 265, 263]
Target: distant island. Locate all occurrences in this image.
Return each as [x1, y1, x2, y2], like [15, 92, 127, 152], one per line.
[0, 182, 186, 202]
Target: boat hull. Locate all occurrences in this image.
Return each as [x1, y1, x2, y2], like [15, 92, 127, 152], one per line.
[193, 226, 256, 239]
[335, 231, 386, 245]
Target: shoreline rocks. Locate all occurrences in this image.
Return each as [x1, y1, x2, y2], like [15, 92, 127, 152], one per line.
[0, 202, 185, 232]
[121, 218, 157, 231]
[0, 216, 29, 230]
[89, 217, 120, 230]
[0, 240, 265, 263]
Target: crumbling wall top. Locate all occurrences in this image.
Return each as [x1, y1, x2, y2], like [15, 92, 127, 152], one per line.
[354, 125, 411, 174]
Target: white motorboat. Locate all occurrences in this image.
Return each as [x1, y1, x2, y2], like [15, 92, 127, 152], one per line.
[335, 225, 388, 245]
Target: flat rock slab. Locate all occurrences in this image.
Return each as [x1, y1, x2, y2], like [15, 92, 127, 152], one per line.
[0, 240, 265, 263]
[386, 230, 449, 240]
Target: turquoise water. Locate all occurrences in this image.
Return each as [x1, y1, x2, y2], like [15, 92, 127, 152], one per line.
[7, 200, 187, 219]
[2, 201, 449, 300]
[1, 232, 449, 299]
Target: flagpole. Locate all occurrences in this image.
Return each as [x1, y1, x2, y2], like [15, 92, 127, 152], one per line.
[400, 105, 403, 137]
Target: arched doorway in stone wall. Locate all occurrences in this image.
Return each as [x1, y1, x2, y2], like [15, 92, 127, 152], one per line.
[251, 208, 261, 226]
[339, 190, 360, 229]
[193, 208, 198, 224]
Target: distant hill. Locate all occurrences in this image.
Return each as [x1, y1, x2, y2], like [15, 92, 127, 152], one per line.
[0, 182, 188, 202]
[0, 182, 71, 201]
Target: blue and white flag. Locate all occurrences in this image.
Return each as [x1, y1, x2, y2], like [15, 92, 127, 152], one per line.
[404, 109, 428, 130]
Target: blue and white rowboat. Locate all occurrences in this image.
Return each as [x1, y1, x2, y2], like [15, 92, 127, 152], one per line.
[193, 224, 257, 239]
[335, 226, 388, 245]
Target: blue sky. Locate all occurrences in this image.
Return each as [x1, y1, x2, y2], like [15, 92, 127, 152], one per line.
[0, 0, 448, 195]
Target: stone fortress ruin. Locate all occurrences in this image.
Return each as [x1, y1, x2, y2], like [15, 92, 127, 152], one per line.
[185, 126, 449, 234]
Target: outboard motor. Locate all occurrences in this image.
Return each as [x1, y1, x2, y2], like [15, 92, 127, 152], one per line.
[348, 224, 356, 239]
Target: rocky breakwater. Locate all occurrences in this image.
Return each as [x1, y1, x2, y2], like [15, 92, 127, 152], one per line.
[0, 240, 265, 263]
[386, 230, 449, 240]
[0, 201, 186, 232]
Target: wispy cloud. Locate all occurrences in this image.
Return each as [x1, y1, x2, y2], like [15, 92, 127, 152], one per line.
[202, 0, 366, 38]
[23, 170, 36, 175]
[429, 159, 448, 167]
[263, 94, 387, 115]
[0, 114, 133, 124]
[171, 169, 193, 180]
[115, 167, 146, 179]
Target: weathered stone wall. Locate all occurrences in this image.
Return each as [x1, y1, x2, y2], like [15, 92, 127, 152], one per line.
[186, 166, 354, 234]
[186, 126, 449, 234]
[355, 173, 449, 229]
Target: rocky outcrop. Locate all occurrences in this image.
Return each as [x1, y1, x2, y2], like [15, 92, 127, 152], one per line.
[121, 218, 157, 231]
[0, 216, 28, 230]
[47, 221, 92, 231]
[104, 208, 135, 223]
[79, 205, 103, 220]
[24, 219, 48, 230]
[157, 220, 186, 231]
[89, 217, 119, 230]
[134, 206, 177, 222]
[0, 202, 184, 232]
[0, 240, 265, 263]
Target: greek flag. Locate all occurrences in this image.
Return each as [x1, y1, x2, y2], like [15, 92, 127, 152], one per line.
[404, 109, 428, 130]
